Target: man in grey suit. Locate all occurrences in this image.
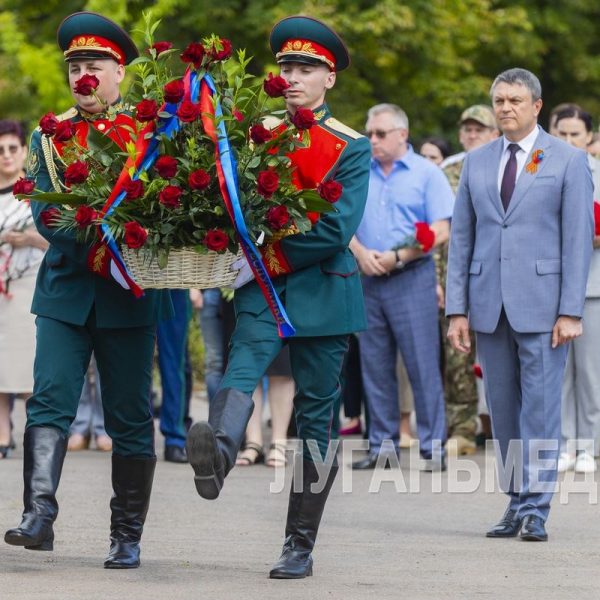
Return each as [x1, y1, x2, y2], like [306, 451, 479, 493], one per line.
[446, 68, 594, 542]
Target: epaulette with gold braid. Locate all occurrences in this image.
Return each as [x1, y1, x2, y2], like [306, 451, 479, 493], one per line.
[323, 117, 363, 140]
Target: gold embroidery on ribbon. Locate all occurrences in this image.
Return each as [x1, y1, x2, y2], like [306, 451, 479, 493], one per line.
[93, 245, 106, 273]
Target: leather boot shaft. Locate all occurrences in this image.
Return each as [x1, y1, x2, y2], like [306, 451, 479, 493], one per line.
[104, 454, 156, 569]
[4, 426, 68, 551]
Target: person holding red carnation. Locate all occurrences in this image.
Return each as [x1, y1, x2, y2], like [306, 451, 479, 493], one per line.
[4, 12, 172, 571]
[185, 16, 371, 580]
[349, 103, 454, 474]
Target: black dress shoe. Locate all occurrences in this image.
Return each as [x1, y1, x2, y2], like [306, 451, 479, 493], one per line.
[520, 515, 547, 541]
[164, 445, 188, 463]
[351, 454, 395, 470]
[486, 508, 521, 538]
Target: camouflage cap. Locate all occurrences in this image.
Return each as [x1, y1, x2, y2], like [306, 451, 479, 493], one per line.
[459, 105, 496, 128]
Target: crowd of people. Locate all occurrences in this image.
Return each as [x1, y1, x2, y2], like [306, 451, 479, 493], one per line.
[1, 8, 599, 577]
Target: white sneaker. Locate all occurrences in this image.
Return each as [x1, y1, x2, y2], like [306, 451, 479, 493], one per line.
[575, 452, 597, 473]
[557, 452, 576, 472]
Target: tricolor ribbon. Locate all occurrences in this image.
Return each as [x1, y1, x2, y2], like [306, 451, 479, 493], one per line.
[98, 68, 294, 336]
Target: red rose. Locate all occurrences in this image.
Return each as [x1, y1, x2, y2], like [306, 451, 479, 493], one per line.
[54, 120, 75, 142]
[267, 205, 290, 230]
[150, 41, 173, 56]
[263, 72, 290, 98]
[73, 74, 99, 96]
[39, 113, 59, 136]
[74, 205, 97, 228]
[473, 364, 483, 379]
[12, 177, 35, 195]
[40, 207, 61, 228]
[188, 169, 211, 190]
[163, 79, 185, 104]
[257, 170, 279, 199]
[317, 180, 343, 203]
[64, 160, 89, 186]
[291, 108, 315, 130]
[177, 100, 199, 123]
[250, 124, 272, 144]
[124, 179, 144, 200]
[180, 42, 205, 69]
[159, 185, 183, 208]
[135, 99, 159, 122]
[204, 229, 229, 252]
[154, 156, 178, 179]
[594, 201, 600, 236]
[233, 108, 244, 122]
[123, 221, 148, 249]
[414, 222, 436, 253]
[209, 38, 232, 61]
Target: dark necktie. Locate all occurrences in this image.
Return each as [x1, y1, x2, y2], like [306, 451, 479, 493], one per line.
[500, 143, 520, 211]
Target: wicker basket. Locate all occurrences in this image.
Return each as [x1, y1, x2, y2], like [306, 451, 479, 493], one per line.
[121, 246, 241, 289]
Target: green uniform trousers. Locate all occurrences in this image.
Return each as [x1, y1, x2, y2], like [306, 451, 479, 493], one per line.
[26, 310, 156, 457]
[220, 310, 348, 462]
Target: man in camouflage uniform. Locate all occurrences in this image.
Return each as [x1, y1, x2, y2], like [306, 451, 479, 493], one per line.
[437, 105, 498, 455]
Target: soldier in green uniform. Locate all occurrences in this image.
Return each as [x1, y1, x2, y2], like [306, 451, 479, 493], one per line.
[4, 12, 171, 569]
[185, 16, 371, 579]
[437, 105, 498, 454]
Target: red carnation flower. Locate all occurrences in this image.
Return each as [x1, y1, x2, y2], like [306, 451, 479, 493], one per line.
[74, 205, 97, 228]
[154, 156, 178, 179]
[204, 229, 229, 252]
[250, 124, 272, 145]
[64, 160, 89, 186]
[73, 74, 99, 96]
[291, 108, 316, 130]
[150, 41, 173, 56]
[232, 108, 244, 122]
[39, 113, 59, 136]
[209, 38, 232, 61]
[54, 120, 75, 142]
[177, 100, 200, 123]
[473, 364, 483, 379]
[135, 99, 159, 122]
[123, 221, 148, 249]
[180, 42, 205, 69]
[12, 177, 35, 195]
[263, 72, 290, 98]
[188, 169, 211, 190]
[594, 201, 600, 236]
[257, 170, 279, 199]
[267, 205, 290, 230]
[415, 222, 436, 253]
[40, 207, 61, 229]
[159, 185, 183, 208]
[163, 79, 185, 104]
[318, 180, 343, 203]
[124, 179, 144, 200]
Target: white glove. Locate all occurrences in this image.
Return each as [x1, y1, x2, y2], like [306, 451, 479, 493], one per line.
[231, 256, 255, 289]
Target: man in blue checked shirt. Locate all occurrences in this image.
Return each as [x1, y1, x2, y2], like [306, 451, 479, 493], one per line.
[350, 103, 454, 471]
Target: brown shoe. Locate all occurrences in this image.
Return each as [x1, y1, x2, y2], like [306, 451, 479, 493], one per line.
[446, 435, 476, 457]
[68, 433, 89, 451]
[95, 435, 113, 452]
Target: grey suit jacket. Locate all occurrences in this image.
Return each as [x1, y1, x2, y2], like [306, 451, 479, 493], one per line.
[446, 127, 594, 333]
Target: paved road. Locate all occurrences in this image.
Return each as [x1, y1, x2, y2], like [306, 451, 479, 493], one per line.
[2, 396, 600, 600]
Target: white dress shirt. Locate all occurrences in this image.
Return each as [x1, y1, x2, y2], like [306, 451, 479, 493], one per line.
[497, 125, 540, 192]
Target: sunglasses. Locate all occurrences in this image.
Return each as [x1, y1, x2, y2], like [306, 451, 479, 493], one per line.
[0, 145, 21, 156]
[365, 128, 402, 140]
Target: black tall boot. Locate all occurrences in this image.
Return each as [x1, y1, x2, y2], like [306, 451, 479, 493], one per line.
[4, 426, 68, 551]
[186, 387, 254, 500]
[269, 459, 339, 579]
[104, 454, 156, 569]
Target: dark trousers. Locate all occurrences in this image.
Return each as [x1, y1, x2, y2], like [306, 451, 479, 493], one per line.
[220, 310, 348, 461]
[27, 312, 156, 457]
